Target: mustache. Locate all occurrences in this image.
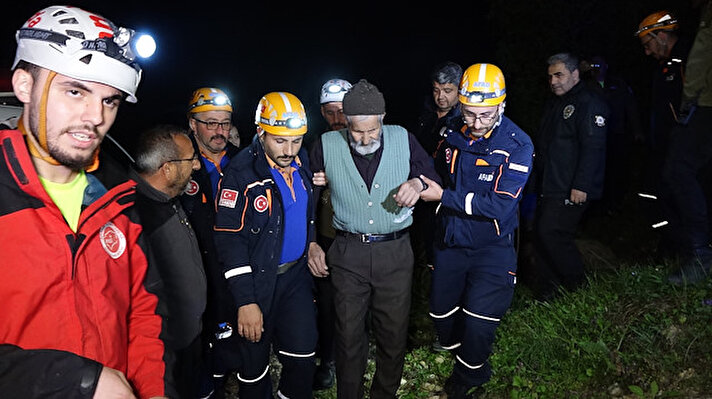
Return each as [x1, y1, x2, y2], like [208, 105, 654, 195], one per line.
[63, 124, 100, 136]
[210, 134, 227, 141]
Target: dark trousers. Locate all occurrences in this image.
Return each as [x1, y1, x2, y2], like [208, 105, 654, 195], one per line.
[662, 106, 712, 250]
[314, 234, 336, 365]
[172, 335, 203, 399]
[430, 237, 517, 389]
[534, 197, 589, 294]
[327, 233, 413, 399]
[236, 259, 317, 399]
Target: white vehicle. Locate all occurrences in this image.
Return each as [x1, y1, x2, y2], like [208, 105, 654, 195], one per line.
[0, 92, 22, 126]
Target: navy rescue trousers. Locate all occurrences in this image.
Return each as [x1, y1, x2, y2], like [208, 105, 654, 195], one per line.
[236, 257, 317, 399]
[429, 234, 517, 389]
[662, 106, 712, 251]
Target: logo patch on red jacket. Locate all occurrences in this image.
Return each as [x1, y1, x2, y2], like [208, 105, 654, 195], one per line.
[254, 195, 269, 213]
[184, 180, 199, 196]
[218, 189, 238, 208]
[100, 222, 126, 259]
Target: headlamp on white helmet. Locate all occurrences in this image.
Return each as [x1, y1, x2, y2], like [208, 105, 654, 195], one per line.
[320, 79, 352, 104]
[13, 5, 156, 103]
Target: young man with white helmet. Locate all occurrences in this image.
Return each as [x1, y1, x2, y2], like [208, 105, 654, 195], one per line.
[320, 78, 352, 131]
[0, 5, 170, 399]
[420, 63, 534, 398]
[214, 92, 321, 398]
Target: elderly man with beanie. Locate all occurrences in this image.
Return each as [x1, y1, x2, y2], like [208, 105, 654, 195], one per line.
[214, 92, 319, 398]
[309, 79, 440, 398]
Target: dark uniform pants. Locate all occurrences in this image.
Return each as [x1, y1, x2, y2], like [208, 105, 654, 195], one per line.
[534, 197, 589, 294]
[236, 258, 317, 399]
[328, 233, 413, 399]
[663, 106, 712, 250]
[314, 234, 336, 366]
[429, 236, 517, 388]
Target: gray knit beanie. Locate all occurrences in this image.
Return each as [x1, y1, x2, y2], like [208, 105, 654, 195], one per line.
[342, 79, 386, 115]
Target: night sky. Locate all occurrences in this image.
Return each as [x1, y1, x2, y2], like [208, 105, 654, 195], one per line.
[0, 0, 703, 154]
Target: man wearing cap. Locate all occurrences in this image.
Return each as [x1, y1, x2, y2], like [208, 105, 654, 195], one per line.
[214, 92, 319, 398]
[0, 5, 169, 398]
[311, 78, 352, 391]
[309, 79, 440, 398]
[180, 87, 242, 396]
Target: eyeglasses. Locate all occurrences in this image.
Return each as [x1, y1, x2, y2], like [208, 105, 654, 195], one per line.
[462, 110, 498, 124]
[641, 36, 656, 50]
[166, 153, 199, 163]
[192, 117, 231, 131]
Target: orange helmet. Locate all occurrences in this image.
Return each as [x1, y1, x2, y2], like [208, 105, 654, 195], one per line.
[458, 63, 506, 107]
[635, 11, 678, 38]
[254, 92, 307, 136]
[187, 87, 233, 114]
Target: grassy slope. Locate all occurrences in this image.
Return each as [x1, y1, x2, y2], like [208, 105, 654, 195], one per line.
[313, 168, 712, 398]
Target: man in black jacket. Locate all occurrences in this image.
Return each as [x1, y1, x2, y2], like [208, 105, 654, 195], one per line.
[532, 52, 610, 300]
[132, 124, 206, 398]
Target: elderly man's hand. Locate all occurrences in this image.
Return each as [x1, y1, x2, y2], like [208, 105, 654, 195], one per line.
[393, 178, 422, 207]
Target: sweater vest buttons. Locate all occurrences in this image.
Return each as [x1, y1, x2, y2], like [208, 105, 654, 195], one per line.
[368, 201, 373, 207]
[369, 220, 374, 224]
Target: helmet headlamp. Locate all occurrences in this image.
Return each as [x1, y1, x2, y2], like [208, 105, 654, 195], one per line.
[327, 84, 346, 94]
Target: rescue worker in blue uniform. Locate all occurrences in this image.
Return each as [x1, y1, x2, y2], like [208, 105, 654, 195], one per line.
[419, 63, 534, 398]
[180, 87, 241, 396]
[214, 92, 319, 398]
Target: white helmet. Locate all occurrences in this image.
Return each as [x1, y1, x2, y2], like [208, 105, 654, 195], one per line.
[319, 78, 352, 104]
[13, 5, 144, 103]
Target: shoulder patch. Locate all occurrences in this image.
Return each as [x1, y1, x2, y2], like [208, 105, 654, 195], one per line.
[253, 195, 269, 213]
[184, 180, 199, 196]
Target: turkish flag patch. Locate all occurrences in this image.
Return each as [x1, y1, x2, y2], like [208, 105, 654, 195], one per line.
[218, 189, 239, 208]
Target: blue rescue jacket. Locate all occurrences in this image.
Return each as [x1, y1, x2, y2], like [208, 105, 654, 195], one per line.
[434, 116, 534, 250]
[214, 139, 315, 315]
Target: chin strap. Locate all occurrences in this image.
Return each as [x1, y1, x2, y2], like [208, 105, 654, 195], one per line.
[20, 70, 100, 172]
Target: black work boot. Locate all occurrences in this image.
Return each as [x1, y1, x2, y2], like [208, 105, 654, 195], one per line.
[667, 245, 712, 285]
[312, 360, 335, 391]
[442, 376, 480, 399]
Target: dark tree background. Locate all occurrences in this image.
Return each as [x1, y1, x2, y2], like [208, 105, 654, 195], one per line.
[0, 0, 703, 155]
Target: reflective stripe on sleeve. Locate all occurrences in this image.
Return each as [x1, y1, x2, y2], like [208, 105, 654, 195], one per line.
[224, 265, 252, 279]
[465, 193, 475, 215]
